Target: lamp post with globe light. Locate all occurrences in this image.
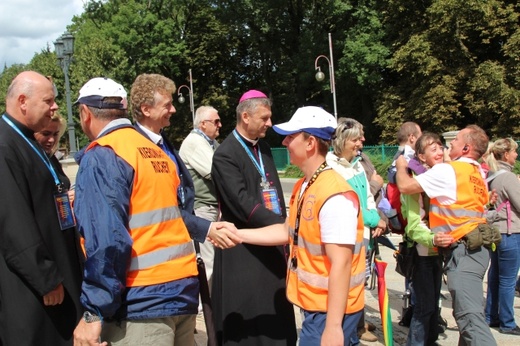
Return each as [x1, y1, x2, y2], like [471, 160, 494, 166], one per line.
[54, 31, 77, 155]
[314, 33, 337, 119]
[177, 69, 195, 127]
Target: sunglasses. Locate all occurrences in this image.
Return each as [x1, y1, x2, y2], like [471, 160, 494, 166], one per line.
[202, 119, 221, 126]
[340, 120, 356, 132]
[331, 120, 356, 140]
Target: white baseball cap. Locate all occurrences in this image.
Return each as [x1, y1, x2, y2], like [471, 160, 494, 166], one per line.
[273, 106, 337, 140]
[75, 77, 127, 109]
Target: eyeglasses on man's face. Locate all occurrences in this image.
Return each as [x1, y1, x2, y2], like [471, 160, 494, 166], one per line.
[203, 119, 221, 126]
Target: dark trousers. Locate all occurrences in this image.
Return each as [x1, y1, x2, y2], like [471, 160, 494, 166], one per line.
[300, 310, 362, 346]
[406, 255, 442, 346]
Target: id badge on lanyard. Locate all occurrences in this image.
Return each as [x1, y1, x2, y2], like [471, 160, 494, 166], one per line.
[3, 116, 76, 230]
[233, 130, 282, 215]
[261, 180, 282, 215]
[54, 189, 75, 230]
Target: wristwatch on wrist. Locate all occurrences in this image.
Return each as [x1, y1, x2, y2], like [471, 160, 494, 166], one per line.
[83, 311, 102, 323]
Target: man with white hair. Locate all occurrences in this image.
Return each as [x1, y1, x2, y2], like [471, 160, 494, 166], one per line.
[179, 105, 222, 290]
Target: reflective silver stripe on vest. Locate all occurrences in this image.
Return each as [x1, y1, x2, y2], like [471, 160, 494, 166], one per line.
[289, 226, 295, 239]
[431, 224, 454, 233]
[299, 236, 364, 257]
[430, 205, 483, 219]
[129, 241, 195, 271]
[430, 205, 483, 233]
[292, 266, 366, 290]
[431, 219, 474, 233]
[129, 206, 182, 229]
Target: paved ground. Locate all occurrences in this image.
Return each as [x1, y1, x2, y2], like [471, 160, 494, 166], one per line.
[194, 233, 520, 345]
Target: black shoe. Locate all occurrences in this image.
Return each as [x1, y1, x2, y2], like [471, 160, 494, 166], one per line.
[499, 326, 520, 335]
[438, 315, 448, 333]
[399, 306, 414, 327]
[489, 322, 500, 328]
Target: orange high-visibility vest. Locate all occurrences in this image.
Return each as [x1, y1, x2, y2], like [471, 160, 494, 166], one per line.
[87, 127, 197, 287]
[286, 169, 365, 314]
[429, 161, 488, 241]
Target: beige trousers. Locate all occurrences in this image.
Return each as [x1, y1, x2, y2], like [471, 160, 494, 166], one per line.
[101, 315, 196, 345]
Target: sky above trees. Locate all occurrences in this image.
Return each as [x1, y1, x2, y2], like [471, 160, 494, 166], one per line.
[0, 0, 84, 68]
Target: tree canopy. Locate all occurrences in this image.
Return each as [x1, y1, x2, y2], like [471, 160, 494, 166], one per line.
[1, 0, 519, 148]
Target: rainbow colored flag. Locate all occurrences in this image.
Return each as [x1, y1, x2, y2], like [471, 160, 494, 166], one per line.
[374, 258, 394, 346]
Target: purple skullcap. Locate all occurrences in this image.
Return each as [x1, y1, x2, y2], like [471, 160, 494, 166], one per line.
[239, 89, 268, 103]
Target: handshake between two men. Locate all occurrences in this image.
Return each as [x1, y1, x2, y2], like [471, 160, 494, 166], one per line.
[207, 221, 243, 249]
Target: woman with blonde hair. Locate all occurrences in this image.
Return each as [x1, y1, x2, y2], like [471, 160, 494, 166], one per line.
[484, 138, 520, 335]
[326, 117, 385, 343]
[34, 113, 71, 190]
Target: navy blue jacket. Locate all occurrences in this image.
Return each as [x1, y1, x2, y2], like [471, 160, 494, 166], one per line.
[75, 122, 198, 320]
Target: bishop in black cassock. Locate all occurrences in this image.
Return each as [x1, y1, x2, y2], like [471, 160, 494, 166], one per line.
[211, 90, 297, 346]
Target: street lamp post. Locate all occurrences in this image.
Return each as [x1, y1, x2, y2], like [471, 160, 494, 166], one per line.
[314, 33, 337, 119]
[177, 69, 195, 127]
[54, 31, 77, 155]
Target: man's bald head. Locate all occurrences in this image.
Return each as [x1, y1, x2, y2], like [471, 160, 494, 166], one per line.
[5, 71, 58, 132]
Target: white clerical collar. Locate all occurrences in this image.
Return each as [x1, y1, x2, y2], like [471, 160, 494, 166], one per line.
[236, 129, 259, 146]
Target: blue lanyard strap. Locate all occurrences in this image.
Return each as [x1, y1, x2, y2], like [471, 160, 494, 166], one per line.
[3, 116, 62, 190]
[194, 129, 215, 148]
[233, 129, 267, 182]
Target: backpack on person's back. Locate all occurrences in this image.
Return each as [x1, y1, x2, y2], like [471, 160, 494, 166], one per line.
[384, 154, 428, 234]
[384, 180, 406, 234]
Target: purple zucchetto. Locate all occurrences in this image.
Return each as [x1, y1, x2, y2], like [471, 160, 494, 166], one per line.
[239, 89, 268, 103]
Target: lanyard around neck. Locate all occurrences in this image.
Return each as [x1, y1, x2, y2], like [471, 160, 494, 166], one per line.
[233, 129, 266, 182]
[290, 162, 328, 270]
[3, 116, 63, 191]
[194, 129, 215, 148]
[294, 162, 328, 246]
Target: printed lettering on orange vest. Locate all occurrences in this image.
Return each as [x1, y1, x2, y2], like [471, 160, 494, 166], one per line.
[469, 175, 486, 196]
[137, 146, 171, 174]
[302, 194, 316, 221]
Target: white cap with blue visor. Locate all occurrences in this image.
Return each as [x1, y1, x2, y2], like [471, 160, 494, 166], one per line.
[273, 106, 337, 140]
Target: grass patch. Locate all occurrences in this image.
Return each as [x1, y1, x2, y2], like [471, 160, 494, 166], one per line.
[281, 153, 393, 180]
[282, 165, 304, 178]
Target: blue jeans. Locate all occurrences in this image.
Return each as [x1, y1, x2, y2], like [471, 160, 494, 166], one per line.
[300, 310, 362, 346]
[485, 233, 520, 331]
[406, 255, 442, 346]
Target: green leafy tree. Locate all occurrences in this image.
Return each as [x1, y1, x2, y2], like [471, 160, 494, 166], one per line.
[376, 0, 520, 142]
[4, 0, 520, 150]
[0, 64, 26, 113]
[337, 0, 391, 142]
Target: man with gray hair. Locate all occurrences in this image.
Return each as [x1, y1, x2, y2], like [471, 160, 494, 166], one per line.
[211, 90, 297, 345]
[179, 105, 222, 291]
